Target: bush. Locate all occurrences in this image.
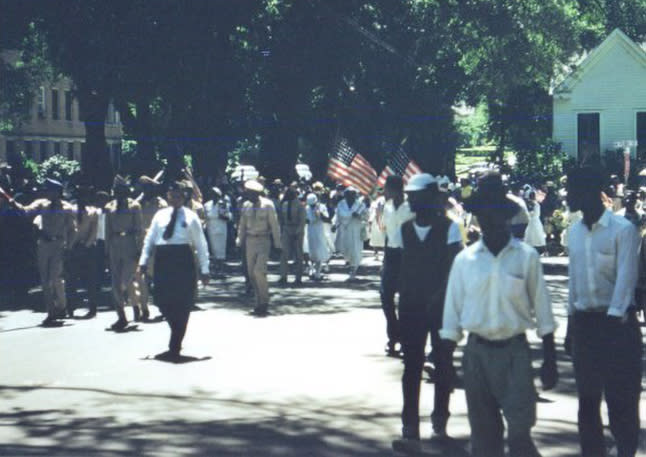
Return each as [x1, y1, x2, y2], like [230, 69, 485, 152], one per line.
[513, 139, 567, 183]
[36, 154, 80, 184]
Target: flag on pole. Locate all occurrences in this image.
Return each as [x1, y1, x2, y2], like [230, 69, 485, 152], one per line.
[327, 138, 377, 195]
[376, 146, 423, 188]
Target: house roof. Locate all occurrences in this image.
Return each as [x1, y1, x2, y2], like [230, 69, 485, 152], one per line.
[552, 28, 646, 96]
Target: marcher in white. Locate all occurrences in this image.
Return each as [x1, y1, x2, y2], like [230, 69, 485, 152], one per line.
[305, 193, 330, 280]
[524, 191, 547, 251]
[335, 187, 367, 280]
[369, 194, 386, 260]
[204, 187, 231, 278]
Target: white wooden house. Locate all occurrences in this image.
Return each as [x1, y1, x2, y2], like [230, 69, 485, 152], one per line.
[552, 29, 646, 161]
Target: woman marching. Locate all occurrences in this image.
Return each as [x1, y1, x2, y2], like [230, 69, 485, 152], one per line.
[137, 180, 210, 361]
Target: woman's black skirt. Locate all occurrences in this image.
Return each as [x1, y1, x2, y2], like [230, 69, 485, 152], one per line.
[153, 244, 196, 311]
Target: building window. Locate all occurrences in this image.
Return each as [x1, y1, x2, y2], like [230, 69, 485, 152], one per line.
[65, 91, 73, 121]
[67, 142, 74, 160]
[40, 141, 48, 161]
[577, 113, 600, 161]
[52, 89, 59, 120]
[25, 141, 33, 160]
[637, 112, 646, 160]
[54, 142, 61, 156]
[37, 86, 46, 118]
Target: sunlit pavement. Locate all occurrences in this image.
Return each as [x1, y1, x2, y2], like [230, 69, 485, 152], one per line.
[0, 254, 644, 456]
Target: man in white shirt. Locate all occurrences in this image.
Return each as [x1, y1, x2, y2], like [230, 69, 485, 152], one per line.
[441, 171, 558, 457]
[380, 176, 415, 356]
[566, 167, 642, 457]
[137, 180, 210, 362]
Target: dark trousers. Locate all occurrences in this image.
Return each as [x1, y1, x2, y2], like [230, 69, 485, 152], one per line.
[380, 247, 402, 344]
[163, 305, 190, 355]
[572, 311, 642, 457]
[66, 244, 101, 313]
[399, 310, 452, 436]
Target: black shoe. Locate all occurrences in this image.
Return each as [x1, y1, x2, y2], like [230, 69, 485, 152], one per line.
[110, 318, 128, 331]
[84, 310, 97, 319]
[392, 437, 422, 454]
[142, 309, 150, 321]
[133, 307, 141, 322]
[66, 307, 75, 318]
[250, 307, 269, 317]
[277, 278, 287, 286]
[41, 316, 57, 326]
[294, 279, 303, 286]
[385, 341, 401, 357]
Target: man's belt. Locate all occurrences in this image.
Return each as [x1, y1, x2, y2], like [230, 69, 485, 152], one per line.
[246, 233, 270, 238]
[469, 333, 526, 348]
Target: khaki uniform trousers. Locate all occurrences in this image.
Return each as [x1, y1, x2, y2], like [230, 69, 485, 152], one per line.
[279, 228, 304, 281]
[245, 235, 271, 308]
[108, 236, 138, 310]
[37, 239, 67, 316]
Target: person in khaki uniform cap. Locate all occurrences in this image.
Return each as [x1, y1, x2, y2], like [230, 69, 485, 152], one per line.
[134, 175, 168, 320]
[279, 182, 306, 285]
[237, 179, 281, 316]
[8, 179, 77, 325]
[104, 175, 143, 330]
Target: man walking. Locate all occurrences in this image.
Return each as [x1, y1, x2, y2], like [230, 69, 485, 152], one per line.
[138, 180, 209, 361]
[238, 180, 281, 316]
[380, 175, 415, 356]
[279, 182, 306, 285]
[105, 176, 143, 330]
[391, 174, 462, 454]
[205, 186, 231, 278]
[441, 171, 558, 457]
[566, 166, 642, 457]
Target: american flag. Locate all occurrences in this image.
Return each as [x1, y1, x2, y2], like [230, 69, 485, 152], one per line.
[327, 138, 377, 195]
[376, 147, 423, 188]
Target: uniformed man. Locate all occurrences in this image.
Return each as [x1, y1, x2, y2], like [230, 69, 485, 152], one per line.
[67, 184, 101, 318]
[7, 178, 76, 325]
[237, 180, 281, 316]
[134, 175, 168, 320]
[104, 175, 144, 330]
[279, 182, 306, 285]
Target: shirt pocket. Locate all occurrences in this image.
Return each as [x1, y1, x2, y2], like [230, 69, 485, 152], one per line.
[502, 272, 526, 303]
[596, 250, 616, 281]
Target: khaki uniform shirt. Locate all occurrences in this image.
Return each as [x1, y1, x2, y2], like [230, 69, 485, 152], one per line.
[18, 198, 76, 247]
[280, 199, 306, 235]
[238, 196, 281, 248]
[138, 196, 168, 232]
[73, 205, 100, 247]
[104, 198, 144, 252]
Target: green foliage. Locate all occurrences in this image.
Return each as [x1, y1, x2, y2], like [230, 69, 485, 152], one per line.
[513, 139, 567, 183]
[455, 103, 490, 148]
[36, 154, 81, 184]
[226, 137, 262, 174]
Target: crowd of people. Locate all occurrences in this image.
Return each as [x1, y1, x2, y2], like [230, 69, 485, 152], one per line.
[0, 162, 644, 457]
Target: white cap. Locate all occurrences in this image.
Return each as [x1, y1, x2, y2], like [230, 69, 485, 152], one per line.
[344, 186, 358, 195]
[306, 193, 318, 205]
[404, 173, 437, 192]
[244, 180, 264, 193]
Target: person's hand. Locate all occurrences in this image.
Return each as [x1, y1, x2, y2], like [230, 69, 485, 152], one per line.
[540, 358, 558, 390]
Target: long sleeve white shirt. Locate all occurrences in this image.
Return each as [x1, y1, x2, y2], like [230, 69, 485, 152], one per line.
[382, 199, 415, 249]
[441, 237, 556, 342]
[139, 206, 210, 275]
[567, 209, 641, 317]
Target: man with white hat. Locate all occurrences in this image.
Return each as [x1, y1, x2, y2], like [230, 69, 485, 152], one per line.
[392, 173, 463, 454]
[238, 179, 281, 316]
[335, 186, 367, 280]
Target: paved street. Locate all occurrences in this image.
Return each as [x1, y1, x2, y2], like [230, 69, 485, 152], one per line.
[0, 254, 644, 456]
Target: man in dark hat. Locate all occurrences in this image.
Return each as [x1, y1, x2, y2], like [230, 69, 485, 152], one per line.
[7, 178, 77, 324]
[104, 175, 143, 329]
[279, 182, 306, 285]
[135, 175, 168, 319]
[441, 171, 557, 457]
[138, 180, 210, 361]
[566, 166, 642, 457]
[391, 174, 463, 454]
[66, 183, 101, 318]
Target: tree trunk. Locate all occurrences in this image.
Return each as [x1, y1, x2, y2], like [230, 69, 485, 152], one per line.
[78, 88, 111, 189]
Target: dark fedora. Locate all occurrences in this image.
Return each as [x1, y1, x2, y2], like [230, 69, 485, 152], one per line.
[464, 171, 519, 220]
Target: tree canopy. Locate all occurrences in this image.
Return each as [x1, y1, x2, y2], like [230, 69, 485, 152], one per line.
[3, 0, 646, 185]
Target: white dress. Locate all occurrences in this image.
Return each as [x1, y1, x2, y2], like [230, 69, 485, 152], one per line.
[335, 198, 367, 268]
[524, 201, 546, 247]
[204, 200, 231, 260]
[368, 196, 386, 248]
[306, 203, 331, 263]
